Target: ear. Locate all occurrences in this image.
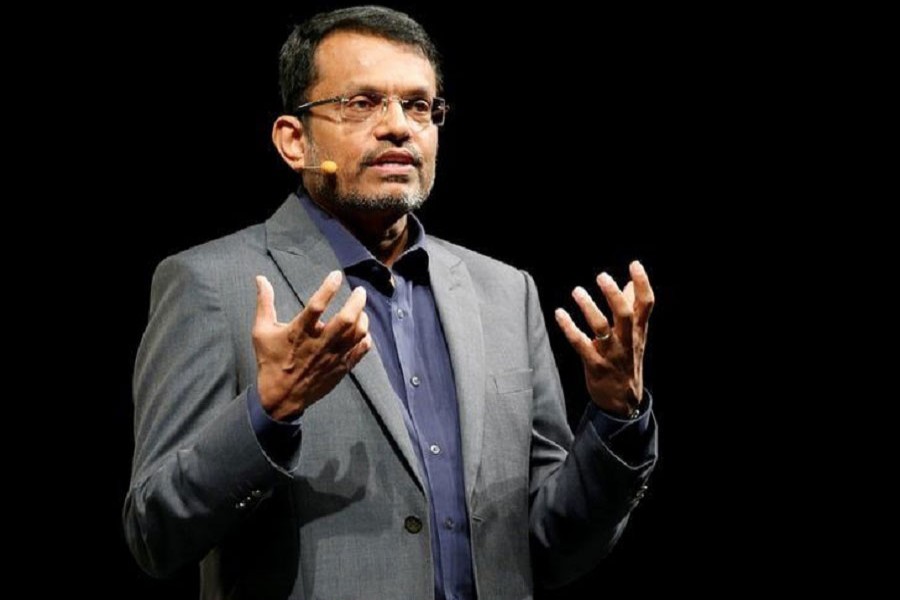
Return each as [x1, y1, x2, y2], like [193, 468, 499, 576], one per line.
[271, 115, 308, 172]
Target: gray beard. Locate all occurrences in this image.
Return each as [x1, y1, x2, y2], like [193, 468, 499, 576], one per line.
[307, 173, 431, 216]
[325, 184, 427, 213]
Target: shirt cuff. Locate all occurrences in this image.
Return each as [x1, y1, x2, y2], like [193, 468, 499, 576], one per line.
[247, 384, 303, 462]
[589, 390, 652, 436]
[588, 389, 655, 463]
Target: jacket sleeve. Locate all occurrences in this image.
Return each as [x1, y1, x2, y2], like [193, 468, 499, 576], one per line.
[523, 270, 658, 589]
[122, 254, 299, 578]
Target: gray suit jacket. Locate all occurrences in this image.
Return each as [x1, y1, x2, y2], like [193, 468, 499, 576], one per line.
[124, 193, 658, 599]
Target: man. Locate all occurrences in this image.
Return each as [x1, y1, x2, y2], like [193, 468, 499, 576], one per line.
[124, 6, 657, 599]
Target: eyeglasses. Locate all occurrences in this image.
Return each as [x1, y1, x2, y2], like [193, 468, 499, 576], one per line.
[294, 92, 449, 130]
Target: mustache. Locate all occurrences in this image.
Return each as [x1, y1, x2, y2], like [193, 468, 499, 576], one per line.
[360, 146, 424, 167]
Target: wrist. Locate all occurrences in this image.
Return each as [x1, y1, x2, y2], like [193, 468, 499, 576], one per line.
[592, 384, 643, 419]
[623, 388, 643, 419]
[257, 374, 305, 421]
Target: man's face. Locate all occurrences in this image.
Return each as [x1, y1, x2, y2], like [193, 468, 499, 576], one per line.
[300, 31, 439, 214]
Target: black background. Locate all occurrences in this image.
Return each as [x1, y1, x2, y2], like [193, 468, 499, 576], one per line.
[49, 2, 804, 597]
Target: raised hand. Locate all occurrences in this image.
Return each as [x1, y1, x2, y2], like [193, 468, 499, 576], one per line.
[554, 260, 655, 418]
[253, 271, 372, 420]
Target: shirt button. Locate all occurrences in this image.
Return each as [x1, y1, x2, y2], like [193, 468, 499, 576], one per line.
[404, 516, 423, 534]
[429, 444, 441, 455]
[396, 308, 406, 319]
[444, 517, 455, 530]
[410, 375, 420, 387]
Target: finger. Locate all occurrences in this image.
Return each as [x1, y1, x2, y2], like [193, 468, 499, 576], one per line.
[325, 285, 367, 337]
[554, 307, 596, 359]
[571, 286, 612, 340]
[255, 276, 278, 326]
[630, 260, 655, 329]
[349, 308, 370, 346]
[623, 280, 635, 309]
[344, 333, 373, 371]
[294, 270, 343, 333]
[622, 280, 645, 350]
[596, 272, 633, 348]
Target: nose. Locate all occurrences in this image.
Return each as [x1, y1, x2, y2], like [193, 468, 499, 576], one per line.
[373, 96, 412, 140]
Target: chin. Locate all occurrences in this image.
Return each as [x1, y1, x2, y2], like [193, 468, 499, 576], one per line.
[335, 188, 428, 214]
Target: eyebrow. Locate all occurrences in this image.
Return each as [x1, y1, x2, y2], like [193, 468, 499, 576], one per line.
[344, 84, 434, 98]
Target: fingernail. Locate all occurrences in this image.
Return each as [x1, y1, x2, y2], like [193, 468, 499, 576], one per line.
[598, 272, 611, 284]
[573, 286, 588, 299]
[328, 270, 342, 285]
[632, 260, 644, 273]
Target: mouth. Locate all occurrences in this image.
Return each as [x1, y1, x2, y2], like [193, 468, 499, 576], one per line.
[366, 150, 419, 175]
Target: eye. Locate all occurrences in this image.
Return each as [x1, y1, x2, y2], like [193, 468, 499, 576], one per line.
[344, 94, 379, 112]
[405, 98, 432, 114]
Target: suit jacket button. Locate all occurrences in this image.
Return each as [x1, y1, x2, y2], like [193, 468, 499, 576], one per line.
[404, 516, 423, 534]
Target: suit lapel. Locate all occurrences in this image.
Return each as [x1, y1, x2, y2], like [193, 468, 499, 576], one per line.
[265, 194, 425, 493]
[427, 240, 486, 505]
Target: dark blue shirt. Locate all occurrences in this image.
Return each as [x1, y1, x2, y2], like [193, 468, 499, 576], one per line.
[248, 192, 654, 600]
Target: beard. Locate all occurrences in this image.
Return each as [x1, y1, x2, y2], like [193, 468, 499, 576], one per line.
[319, 186, 428, 214]
[303, 140, 434, 217]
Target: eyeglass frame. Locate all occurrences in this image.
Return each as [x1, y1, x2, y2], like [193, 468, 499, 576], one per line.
[293, 92, 449, 128]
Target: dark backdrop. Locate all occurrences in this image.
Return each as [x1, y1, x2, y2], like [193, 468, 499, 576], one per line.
[70, 3, 773, 597]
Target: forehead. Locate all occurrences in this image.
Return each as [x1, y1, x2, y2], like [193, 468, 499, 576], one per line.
[311, 31, 437, 95]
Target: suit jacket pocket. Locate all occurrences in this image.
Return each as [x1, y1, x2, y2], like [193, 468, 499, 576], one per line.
[490, 368, 533, 395]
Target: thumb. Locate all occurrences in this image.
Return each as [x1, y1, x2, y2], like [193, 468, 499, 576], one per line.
[255, 275, 278, 325]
